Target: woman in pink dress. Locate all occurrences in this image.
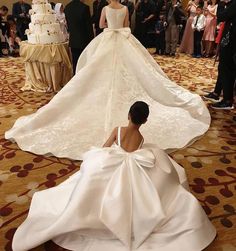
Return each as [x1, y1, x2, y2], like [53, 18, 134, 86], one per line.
[179, 0, 199, 55]
[202, 0, 218, 57]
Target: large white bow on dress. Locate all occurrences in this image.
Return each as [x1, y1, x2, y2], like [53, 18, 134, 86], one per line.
[99, 148, 166, 249]
[103, 27, 131, 38]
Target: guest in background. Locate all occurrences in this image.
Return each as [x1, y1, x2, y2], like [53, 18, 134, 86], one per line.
[204, 0, 235, 109]
[0, 6, 9, 57]
[91, 0, 108, 36]
[0, 5, 8, 21]
[121, 0, 134, 24]
[134, 0, 156, 47]
[12, 0, 31, 41]
[179, 0, 199, 55]
[7, 15, 21, 56]
[202, 0, 218, 57]
[165, 0, 185, 56]
[192, 6, 206, 57]
[154, 14, 165, 54]
[55, 3, 68, 40]
[65, 0, 94, 74]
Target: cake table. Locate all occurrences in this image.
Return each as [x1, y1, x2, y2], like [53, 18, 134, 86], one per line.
[20, 41, 72, 92]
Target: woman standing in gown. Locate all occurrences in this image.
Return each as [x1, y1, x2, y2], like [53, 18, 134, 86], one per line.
[5, 0, 211, 160]
[12, 101, 216, 251]
[179, 0, 199, 55]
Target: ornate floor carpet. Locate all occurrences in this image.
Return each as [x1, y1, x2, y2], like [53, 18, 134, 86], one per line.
[0, 55, 235, 251]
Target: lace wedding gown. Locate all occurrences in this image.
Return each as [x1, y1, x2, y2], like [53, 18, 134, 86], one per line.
[12, 128, 216, 251]
[5, 6, 210, 160]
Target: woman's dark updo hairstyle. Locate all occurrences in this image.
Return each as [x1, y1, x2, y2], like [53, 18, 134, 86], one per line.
[129, 101, 149, 125]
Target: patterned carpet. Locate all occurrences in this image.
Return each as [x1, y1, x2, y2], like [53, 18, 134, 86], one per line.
[0, 54, 235, 251]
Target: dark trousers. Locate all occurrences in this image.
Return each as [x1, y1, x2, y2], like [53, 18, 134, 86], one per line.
[71, 48, 83, 75]
[214, 41, 236, 102]
[17, 22, 29, 41]
[135, 22, 150, 47]
[156, 32, 165, 54]
[193, 30, 204, 56]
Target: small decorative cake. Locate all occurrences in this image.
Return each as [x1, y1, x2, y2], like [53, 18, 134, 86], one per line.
[26, 0, 66, 44]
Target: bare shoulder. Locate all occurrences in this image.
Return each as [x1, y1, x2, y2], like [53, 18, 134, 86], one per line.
[139, 132, 144, 142]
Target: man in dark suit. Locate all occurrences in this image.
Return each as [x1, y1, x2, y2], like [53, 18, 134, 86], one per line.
[12, 0, 31, 40]
[65, 0, 94, 74]
[92, 0, 108, 36]
[134, 0, 156, 47]
[205, 0, 236, 110]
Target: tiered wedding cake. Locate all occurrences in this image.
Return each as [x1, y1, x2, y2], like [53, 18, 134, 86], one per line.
[26, 0, 66, 44]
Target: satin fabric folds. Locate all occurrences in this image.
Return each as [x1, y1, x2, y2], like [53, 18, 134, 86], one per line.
[12, 145, 216, 251]
[5, 27, 210, 159]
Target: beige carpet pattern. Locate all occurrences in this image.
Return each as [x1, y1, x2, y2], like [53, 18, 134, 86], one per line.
[0, 54, 235, 251]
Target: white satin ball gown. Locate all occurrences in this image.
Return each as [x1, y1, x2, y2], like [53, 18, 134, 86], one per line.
[5, 6, 210, 160]
[12, 127, 216, 251]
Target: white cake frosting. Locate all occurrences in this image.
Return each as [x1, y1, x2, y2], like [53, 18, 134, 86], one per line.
[29, 23, 61, 33]
[31, 3, 52, 14]
[26, 0, 66, 44]
[31, 14, 56, 24]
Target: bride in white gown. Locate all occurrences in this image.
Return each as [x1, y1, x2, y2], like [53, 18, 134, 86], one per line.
[12, 101, 216, 251]
[5, 0, 210, 160]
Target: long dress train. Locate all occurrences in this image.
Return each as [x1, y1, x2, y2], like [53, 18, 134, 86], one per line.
[5, 6, 210, 160]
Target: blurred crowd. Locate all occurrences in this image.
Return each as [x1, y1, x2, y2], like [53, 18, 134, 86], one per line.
[0, 0, 233, 60]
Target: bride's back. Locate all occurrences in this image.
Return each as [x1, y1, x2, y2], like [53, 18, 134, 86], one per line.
[105, 5, 127, 29]
[116, 127, 143, 153]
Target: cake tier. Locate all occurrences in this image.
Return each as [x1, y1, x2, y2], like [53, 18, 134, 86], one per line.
[31, 14, 56, 25]
[32, 0, 49, 4]
[29, 23, 61, 34]
[27, 32, 65, 44]
[31, 3, 53, 15]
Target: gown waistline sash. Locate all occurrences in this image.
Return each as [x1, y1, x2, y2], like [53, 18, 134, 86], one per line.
[103, 27, 131, 38]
